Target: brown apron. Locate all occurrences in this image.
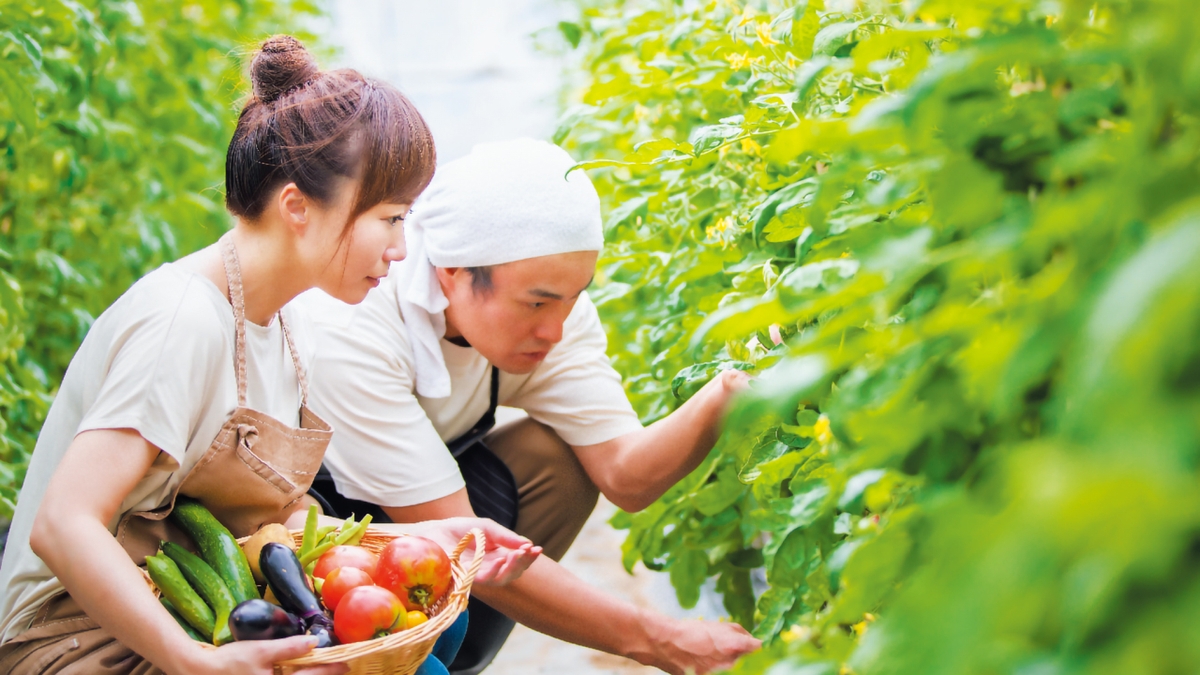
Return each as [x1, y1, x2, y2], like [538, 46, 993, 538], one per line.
[0, 234, 333, 674]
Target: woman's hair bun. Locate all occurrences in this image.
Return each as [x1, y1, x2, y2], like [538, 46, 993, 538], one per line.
[251, 35, 319, 104]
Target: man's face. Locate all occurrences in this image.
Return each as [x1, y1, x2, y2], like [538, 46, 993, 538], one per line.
[438, 251, 598, 374]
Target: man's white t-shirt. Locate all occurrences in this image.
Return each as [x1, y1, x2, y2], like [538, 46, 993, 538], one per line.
[0, 264, 313, 643]
[300, 271, 642, 509]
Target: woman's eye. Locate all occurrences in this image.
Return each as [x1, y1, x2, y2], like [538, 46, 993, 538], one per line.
[388, 215, 405, 226]
[528, 302, 544, 309]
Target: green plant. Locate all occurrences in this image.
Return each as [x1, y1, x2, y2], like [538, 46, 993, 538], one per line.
[559, 0, 1200, 672]
[0, 0, 321, 519]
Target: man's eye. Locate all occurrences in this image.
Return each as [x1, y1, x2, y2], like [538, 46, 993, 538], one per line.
[528, 302, 545, 309]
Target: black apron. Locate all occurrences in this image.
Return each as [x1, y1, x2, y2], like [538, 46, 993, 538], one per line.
[306, 366, 518, 675]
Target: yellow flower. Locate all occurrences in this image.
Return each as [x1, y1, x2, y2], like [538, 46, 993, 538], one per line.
[780, 625, 812, 643]
[737, 6, 757, 27]
[741, 137, 762, 155]
[726, 52, 751, 69]
[756, 22, 780, 46]
[814, 414, 833, 443]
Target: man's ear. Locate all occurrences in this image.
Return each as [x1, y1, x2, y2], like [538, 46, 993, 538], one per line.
[277, 183, 308, 234]
[435, 266, 462, 295]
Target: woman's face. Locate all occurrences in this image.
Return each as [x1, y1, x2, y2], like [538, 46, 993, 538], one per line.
[305, 192, 410, 304]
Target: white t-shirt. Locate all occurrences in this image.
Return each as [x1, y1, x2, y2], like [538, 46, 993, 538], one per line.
[299, 271, 642, 508]
[0, 264, 313, 643]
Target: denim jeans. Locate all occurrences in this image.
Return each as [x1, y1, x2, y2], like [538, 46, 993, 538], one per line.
[415, 611, 470, 675]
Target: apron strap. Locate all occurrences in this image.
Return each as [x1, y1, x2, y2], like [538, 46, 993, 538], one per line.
[219, 233, 250, 407]
[447, 366, 501, 458]
[218, 233, 312, 407]
[279, 313, 311, 406]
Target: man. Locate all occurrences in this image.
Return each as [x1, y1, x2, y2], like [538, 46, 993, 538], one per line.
[302, 139, 759, 675]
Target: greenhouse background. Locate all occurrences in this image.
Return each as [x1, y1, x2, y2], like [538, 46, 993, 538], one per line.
[4, 1, 1200, 674]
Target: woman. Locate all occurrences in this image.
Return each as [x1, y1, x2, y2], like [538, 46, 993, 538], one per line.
[0, 35, 538, 675]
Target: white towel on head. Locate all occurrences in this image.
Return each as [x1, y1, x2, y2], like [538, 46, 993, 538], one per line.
[394, 138, 604, 398]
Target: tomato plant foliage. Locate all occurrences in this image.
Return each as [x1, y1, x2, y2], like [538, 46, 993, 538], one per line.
[0, 1, 319, 520]
[559, 0, 1200, 672]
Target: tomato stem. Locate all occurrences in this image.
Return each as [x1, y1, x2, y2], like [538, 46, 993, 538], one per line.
[408, 585, 433, 610]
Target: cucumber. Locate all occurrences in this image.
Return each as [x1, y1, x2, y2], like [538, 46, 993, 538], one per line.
[161, 597, 207, 642]
[146, 553, 215, 638]
[161, 541, 235, 645]
[170, 500, 259, 604]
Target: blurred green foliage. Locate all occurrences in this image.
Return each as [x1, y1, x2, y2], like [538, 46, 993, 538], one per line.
[0, 0, 320, 519]
[559, 0, 1200, 672]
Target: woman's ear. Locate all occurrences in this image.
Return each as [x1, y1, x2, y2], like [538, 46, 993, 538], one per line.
[277, 183, 309, 233]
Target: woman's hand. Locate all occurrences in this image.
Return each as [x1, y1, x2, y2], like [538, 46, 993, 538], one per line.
[180, 635, 347, 675]
[389, 517, 541, 586]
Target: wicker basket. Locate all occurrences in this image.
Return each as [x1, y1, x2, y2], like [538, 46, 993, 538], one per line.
[145, 527, 485, 675]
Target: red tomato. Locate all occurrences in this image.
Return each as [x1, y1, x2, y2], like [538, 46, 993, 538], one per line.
[333, 585, 406, 644]
[320, 566, 375, 612]
[374, 536, 452, 612]
[312, 545, 379, 580]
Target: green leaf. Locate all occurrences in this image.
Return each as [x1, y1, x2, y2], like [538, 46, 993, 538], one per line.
[0, 66, 37, 134]
[795, 55, 834, 101]
[689, 124, 742, 156]
[691, 465, 746, 516]
[558, 21, 582, 49]
[828, 527, 912, 623]
[838, 469, 886, 510]
[768, 528, 814, 587]
[669, 549, 709, 609]
[754, 586, 798, 640]
[813, 22, 861, 56]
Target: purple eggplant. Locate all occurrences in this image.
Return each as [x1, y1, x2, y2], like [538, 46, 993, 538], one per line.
[228, 599, 303, 641]
[259, 542, 335, 644]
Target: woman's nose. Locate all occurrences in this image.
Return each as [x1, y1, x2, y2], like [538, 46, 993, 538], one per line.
[385, 231, 407, 263]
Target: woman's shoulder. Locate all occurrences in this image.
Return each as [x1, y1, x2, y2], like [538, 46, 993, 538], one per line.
[92, 264, 233, 352]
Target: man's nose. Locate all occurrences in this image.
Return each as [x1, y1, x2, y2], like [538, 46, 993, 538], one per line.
[533, 316, 564, 345]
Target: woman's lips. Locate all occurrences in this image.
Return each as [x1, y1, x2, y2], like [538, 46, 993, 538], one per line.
[367, 276, 382, 288]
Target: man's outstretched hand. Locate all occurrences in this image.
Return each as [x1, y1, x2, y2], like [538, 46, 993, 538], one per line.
[403, 516, 541, 586]
[633, 617, 762, 675]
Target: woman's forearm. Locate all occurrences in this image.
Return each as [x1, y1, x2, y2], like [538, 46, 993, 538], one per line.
[31, 514, 209, 675]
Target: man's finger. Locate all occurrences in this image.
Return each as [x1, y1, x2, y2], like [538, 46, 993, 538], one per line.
[497, 546, 540, 581]
[477, 521, 534, 550]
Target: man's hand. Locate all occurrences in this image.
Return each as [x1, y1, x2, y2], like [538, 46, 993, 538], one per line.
[387, 517, 542, 587]
[632, 616, 762, 675]
[697, 368, 753, 422]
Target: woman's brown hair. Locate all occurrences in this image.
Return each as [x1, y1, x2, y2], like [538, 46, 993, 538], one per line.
[225, 35, 435, 229]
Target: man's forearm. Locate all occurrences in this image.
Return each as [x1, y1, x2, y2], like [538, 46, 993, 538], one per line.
[584, 370, 739, 512]
[471, 553, 665, 662]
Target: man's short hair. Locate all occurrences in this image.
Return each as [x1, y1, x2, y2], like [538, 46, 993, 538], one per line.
[466, 266, 493, 295]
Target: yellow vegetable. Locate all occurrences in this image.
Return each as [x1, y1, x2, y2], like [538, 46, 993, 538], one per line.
[241, 523, 294, 584]
[406, 610, 428, 629]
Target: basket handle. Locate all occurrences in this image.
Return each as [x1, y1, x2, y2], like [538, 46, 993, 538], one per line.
[448, 528, 486, 600]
